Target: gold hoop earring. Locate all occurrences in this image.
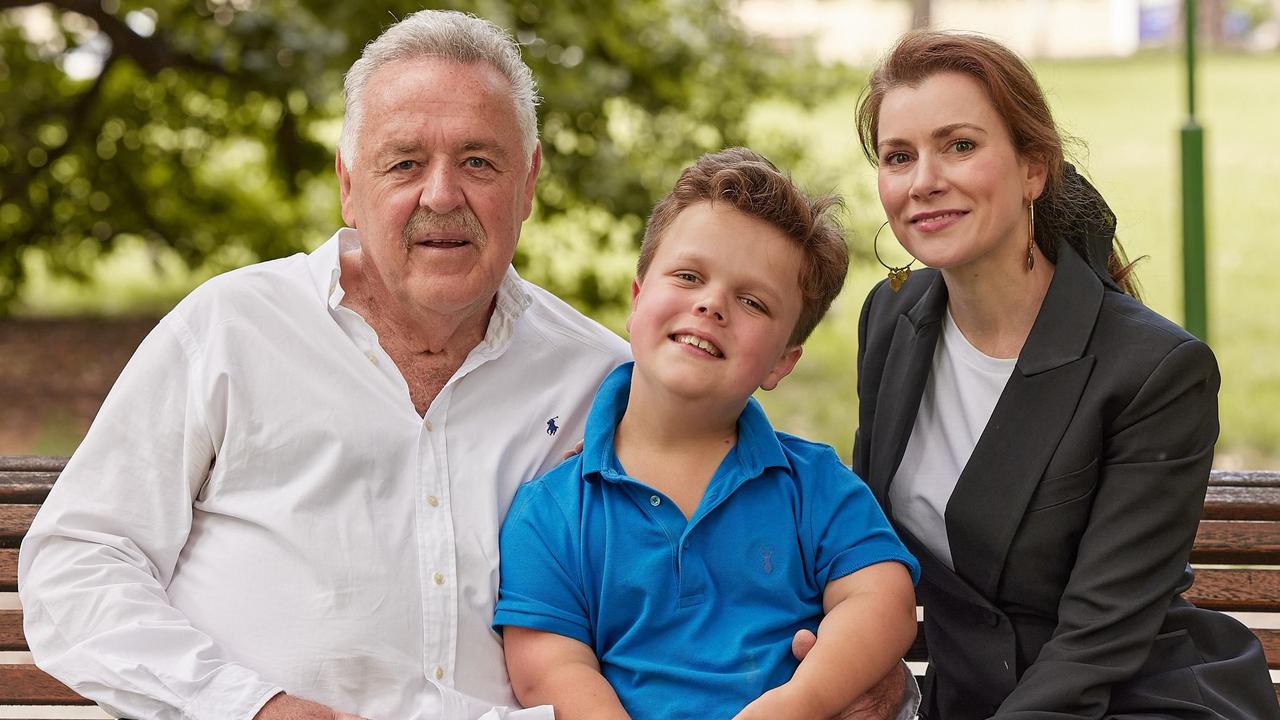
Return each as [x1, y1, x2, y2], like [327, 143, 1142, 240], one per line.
[1026, 201, 1036, 271]
[873, 221, 914, 292]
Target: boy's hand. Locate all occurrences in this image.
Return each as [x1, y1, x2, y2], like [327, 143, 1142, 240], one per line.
[789, 629, 912, 720]
[561, 439, 585, 460]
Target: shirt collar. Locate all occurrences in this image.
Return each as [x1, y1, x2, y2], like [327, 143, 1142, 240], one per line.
[307, 227, 533, 348]
[581, 362, 791, 483]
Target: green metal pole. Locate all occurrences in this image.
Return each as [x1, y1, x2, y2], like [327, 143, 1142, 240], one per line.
[1181, 0, 1208, 341]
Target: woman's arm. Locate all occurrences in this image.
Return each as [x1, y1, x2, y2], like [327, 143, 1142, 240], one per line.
[503, 626, 630, 720]
[734, 562, 917, 720]
[995, 338, 1219, 718]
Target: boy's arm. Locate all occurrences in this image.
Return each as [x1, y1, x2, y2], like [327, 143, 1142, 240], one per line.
[734, 561, 917, 720]
[503, 626, 631, 720]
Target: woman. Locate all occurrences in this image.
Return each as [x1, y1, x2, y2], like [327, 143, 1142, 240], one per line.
[851, 31, 1277, 719]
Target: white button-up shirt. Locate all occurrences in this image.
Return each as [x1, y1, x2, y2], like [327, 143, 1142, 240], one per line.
[18, 229, 630, 720]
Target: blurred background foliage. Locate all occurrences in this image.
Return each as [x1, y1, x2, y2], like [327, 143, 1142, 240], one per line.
[0, 0, 849, 326]
[2, 0, 1278, 466]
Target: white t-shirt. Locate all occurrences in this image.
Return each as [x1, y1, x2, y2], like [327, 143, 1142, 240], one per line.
[889, 309, 1017, 569]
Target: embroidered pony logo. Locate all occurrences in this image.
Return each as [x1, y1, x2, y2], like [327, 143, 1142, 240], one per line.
[545, 416, 560, 436]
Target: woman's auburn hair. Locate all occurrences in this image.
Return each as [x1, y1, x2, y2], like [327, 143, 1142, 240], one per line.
[855, 31, 1139, 296]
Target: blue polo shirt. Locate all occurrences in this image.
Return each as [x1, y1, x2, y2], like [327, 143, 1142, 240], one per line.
[494, 363, 918, 719]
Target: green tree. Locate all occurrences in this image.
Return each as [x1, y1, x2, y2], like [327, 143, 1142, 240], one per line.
[0, 0, 829, 321]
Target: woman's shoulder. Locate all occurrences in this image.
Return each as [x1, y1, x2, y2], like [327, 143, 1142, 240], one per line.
[1093, 291, 1214, 367]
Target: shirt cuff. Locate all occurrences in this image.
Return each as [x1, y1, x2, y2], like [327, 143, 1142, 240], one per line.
[182, 663, 281, 720]
[436, 680, 555, 720]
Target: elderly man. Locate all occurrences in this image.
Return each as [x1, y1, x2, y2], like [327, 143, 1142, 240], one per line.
[19, 10, 627, 720]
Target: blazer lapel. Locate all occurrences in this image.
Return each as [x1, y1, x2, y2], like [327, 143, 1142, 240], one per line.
[868, 274, 947, 505]
[946, 244, 1105, 598]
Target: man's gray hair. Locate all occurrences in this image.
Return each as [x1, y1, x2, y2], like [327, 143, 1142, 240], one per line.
[338, 10, 540, 165]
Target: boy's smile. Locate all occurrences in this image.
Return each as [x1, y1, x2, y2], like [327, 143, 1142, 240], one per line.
[627, 201, 805, 411]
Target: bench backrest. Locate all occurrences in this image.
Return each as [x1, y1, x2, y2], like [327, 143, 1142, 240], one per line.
[1, 457, 1277, 707]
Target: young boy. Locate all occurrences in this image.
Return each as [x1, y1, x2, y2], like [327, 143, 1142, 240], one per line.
[493, 148, 919, 720]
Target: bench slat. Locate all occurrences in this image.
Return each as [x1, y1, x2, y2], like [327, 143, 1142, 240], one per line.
[0, 665, 93, 704]
[1191, 520, 1280, 563]
[0, 608, 26, 650]
[0, 549, 16, 592]
[1183, 568, 1280, 612]
[0, 505, 40, 548]
[1202, 485, 1280, 521]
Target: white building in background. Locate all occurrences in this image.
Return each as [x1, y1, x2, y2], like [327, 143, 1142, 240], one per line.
[735, 0, 1145, 64]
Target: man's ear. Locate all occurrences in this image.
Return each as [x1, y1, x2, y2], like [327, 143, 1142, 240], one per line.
[520, 144, 543, 221]
[337, 151, 357, 228]
[760, 345, 803, 392]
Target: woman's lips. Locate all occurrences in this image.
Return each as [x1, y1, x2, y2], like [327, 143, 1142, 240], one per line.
[910, 210, 968, 233]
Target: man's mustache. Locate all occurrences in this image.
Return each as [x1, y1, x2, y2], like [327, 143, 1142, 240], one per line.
[401, 207, 486, 250]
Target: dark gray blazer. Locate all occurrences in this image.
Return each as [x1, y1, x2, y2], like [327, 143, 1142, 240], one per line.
[852, 242, 1278, 719]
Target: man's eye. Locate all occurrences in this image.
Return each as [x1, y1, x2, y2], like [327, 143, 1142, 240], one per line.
[465, 157, 492, 170]
[393, 160, 416, 171]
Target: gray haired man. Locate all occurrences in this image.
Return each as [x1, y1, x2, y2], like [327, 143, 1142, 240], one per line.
[19, 10, 628, 719]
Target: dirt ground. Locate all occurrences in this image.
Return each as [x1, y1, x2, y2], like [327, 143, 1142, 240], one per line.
[0, 317, 159, 456]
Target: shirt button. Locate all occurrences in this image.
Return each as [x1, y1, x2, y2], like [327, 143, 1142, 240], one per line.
[649, 495, 661, 506]
[425, 420, 433, 432]
[427, 495, 440, 507]
[365, 352, 378, 365]
[433, 572, 445, 585]
[435, 666, 445, 680]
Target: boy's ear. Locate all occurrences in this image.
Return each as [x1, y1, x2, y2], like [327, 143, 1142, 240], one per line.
[760, 345, 803, 392]
[626, 277, 643, 336]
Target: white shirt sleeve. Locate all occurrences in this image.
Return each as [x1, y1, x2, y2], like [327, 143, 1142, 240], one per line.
[437, 682, 554, 719]
[18, 315, 283, 720]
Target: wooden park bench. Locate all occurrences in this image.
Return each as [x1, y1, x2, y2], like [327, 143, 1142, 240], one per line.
[0, 456, 1277, 714]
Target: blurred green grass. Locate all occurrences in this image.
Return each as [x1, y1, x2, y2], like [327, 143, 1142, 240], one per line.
[750, 51, 1280, 467]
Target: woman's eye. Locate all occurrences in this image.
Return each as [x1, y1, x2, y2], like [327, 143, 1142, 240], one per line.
[953, 139, 976, 152]
[884, 152, 910, 165]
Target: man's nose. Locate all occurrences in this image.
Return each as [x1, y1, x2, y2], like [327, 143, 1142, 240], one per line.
[419, 163, 465, 214]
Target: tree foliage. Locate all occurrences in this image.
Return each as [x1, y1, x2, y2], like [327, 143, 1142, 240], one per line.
[0, 0, 832, 318]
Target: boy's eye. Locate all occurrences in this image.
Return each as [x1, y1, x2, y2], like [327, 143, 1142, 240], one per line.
[740, 296, 767, 313]
[674, 271, 699, 283]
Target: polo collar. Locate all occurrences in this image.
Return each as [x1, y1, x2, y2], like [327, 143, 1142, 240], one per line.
[581, 363, 790, 483]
